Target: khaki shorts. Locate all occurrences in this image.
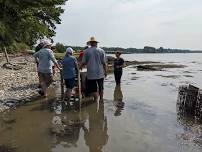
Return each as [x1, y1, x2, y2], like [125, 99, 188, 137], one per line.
[38, 72, 53, 87]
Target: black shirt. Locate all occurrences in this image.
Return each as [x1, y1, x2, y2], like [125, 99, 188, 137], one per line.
[114, 58, 124, 72]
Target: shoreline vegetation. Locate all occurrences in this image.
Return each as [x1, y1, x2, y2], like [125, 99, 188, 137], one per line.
[0, 53, 186, 112]
[50, 43, 202, 54]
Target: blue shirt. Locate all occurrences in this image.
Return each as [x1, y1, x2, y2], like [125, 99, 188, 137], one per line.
[82, 47, 106, 80]
[62, 55, 77, 79]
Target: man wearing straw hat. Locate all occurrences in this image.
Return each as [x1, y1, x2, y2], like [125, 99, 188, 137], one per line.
[81, 37, 107, 101]
[33, 40, 61, 97]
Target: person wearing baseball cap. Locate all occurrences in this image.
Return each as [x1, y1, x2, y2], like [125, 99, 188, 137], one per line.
[33, 40, 61, 97]
[61, 47, 79, 102]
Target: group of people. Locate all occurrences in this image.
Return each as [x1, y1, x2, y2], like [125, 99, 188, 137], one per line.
[33, 37, 125, 102]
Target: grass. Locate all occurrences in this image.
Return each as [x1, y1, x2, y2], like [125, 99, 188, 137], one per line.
[54, 52, 79, 60]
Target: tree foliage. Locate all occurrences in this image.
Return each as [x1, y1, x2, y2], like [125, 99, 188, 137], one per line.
[0, 0, 67, 51]
[55, 42, 66, 53]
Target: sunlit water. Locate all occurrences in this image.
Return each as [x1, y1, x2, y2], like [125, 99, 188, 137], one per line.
[1, 53, 202, 152]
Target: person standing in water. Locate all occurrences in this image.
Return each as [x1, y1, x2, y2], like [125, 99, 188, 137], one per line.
[81, 37, 107, 101]
[33, 40, 61, 97]
[61, 47, 79, 102]
[113, 51, 125, 85]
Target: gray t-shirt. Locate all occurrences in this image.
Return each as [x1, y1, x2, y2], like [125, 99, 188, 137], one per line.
[33, 48, 57, 74]
[82, 47, 106, 80]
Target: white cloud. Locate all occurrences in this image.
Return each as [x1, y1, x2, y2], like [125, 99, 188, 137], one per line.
[54, 0, 202, 49]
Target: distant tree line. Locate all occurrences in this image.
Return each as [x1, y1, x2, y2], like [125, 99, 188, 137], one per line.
[54, 43, 84, 53]
[53, 43, 202, 54]
[102, 46, 202, 54]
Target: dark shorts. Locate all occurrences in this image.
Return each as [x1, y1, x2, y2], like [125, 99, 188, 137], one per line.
[38, 72, 53, 86]
[65, 78, 75, 89]
[87, 78, 104, 93]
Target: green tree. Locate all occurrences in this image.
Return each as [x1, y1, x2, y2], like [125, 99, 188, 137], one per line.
[0, 0, 67, 52]
[55, 42, 66, 53]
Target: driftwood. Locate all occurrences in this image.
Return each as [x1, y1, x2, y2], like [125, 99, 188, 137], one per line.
[2, 47, 25, 70]
[4, 47, 9, 63]
[60, 70, 65, 100]
[177, 84, 202, 119]
[2, 62, 23, 70]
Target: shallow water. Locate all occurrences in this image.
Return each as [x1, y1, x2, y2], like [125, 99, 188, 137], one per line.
[1, 53, 202, 152]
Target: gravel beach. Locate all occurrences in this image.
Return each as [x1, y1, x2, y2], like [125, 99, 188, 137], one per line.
[0, 54, 60, 112]
[0, 53, 186, 112]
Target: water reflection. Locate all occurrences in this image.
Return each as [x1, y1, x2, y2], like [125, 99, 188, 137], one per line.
[50, 97, 86, 149]
[50, 100, 109, 152]
[176, 85, 202, 147]
[83, 102, 108, 152]
[113, 85, 124, 116]
[51, 112, 85, 149]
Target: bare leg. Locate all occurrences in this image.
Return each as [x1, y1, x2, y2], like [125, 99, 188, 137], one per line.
[99, 91, 104, 101]
[92, 92, 99, 102]
[41, 81, 48, 97]
[65, 89, 72, 102]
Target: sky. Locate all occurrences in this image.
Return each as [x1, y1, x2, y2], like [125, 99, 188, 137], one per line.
[54, 0, 202, 50]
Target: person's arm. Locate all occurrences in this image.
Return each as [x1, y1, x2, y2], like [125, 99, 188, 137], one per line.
[102, 50, 107, 77]
[119, 58, 125, 68]
[49, 50, 61, 70]
[103, 62, 107, 77]
[33, 52, 39, 64]
[80, 52, 87, 70]
[74, 58, 79, 73]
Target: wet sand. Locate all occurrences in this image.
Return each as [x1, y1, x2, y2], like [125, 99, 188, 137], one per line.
[1, 53, 202, 152]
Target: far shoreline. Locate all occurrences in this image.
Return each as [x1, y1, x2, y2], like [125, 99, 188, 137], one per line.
[106, 52, 202, 54]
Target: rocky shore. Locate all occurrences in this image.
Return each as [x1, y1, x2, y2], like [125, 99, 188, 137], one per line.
[0, 54, 60, 112]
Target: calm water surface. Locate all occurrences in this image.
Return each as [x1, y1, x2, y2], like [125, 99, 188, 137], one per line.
[1, 53, 202, 152]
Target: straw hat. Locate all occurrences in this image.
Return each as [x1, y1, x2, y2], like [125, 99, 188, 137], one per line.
[87, 37, 99, 43]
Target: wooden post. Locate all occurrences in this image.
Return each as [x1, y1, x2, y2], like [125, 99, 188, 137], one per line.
[78, 70, 82, 106]
[4, 47, 10, 63]
[60, 70, 65, 101]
